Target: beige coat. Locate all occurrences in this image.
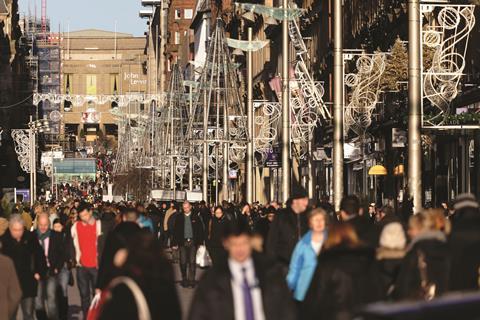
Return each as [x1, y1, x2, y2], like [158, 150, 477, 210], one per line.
[0, 254, 22, 319]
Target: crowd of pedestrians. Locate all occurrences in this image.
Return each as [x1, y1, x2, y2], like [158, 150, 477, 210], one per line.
[0, 189, 479, 319]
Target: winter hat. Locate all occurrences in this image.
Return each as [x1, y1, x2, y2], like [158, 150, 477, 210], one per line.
[453, 193, 479, 211]
[379, 222, 406, 250]
[290, 186, 308, 200]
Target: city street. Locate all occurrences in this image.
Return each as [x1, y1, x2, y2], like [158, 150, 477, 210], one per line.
[2, 0, 480, 319]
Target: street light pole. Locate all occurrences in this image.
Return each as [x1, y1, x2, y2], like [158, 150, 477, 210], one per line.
[333, 0, 344, 211]
[188, 84, 194, 191]
[408, 0, 422, 212]
[29, 116, 34, 205]
[246, 27, 254, 204]
[281, 0, 291, 203]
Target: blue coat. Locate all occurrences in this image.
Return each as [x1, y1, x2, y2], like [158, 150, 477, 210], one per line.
[286, 230, 326, 301]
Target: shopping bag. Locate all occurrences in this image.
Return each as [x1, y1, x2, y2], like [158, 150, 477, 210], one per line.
[196, 245, 212, 268]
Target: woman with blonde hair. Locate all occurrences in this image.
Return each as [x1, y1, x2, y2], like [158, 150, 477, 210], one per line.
[287, 208, 328, 302]
[303, 222, 382, 320]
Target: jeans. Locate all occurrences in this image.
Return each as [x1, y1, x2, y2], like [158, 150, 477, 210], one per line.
[56, 267, 70, 298]
[179, 241, 197, 283]
[35, 276, 59, 320]
[76, 267, 98, 317]
[57, 267, 70, 320]
[17, 297, 35, 320]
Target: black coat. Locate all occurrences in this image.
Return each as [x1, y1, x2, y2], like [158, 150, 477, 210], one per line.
[207, 216, 227, 248]
[97, 222, 143, 290]
[33, 231, 69, 276]
[188, 252, 296, 320]
[347, 215, 377, 248]
[266, 207, 308, 266]
[98, 250, 181, 320]
[393, 233, 450, 300]
[448, 210, 480, 291]
[172, 212, 205, 247]
[0, 230, 48, 298]
[303, 246, 383, 320]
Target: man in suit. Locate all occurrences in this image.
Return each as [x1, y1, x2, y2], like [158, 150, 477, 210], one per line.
[188, 219, 296, 320]
[266, 187, 309, 267]
[172, 201, 205, 288]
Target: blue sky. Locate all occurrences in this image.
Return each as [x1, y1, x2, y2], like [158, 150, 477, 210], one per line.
[18, 0, 147, 36]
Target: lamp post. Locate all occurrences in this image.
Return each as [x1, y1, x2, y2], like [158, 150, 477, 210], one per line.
[246, 27, 254, 204]
[333, 0, 344, 211]
[408, 0, 422, 212]
[27, 116, 51, 204]
[281, 0, 291, 203]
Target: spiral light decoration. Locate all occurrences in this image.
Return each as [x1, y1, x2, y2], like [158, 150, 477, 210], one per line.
[422, 4, 475, 126]
[344, 53, 386, 136]
[253, 102, 282, 164]
[288, 17, 330, 159]
[11, 129, 31, 173]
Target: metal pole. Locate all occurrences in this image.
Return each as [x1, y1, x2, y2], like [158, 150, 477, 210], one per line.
[29, 117, 34, 206]
[246, 28, 254, 204]
[408, 0, 422, 212]
[281, 0, 291, 203]
[333, 0, 344, 211]
[188, 85, 194, 191]
[307, 137, 314, 199]
[159, 1, 166, 93]
[32, 129, 36, 202]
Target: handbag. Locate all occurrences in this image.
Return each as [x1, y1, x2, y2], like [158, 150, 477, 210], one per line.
[87, 276, 151, 320]
[196, 245, 212, 268]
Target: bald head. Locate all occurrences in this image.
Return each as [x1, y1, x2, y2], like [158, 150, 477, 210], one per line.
[37, 213, 51, 234]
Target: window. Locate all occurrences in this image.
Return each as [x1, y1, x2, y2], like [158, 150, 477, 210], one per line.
[175, 31, 180, 45]
[175, 9, 181, 19]
[86, 75, 97, 95]
[184, 9, 193, 19]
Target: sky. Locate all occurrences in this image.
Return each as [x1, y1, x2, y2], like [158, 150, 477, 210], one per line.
[18, 0, 147, 36]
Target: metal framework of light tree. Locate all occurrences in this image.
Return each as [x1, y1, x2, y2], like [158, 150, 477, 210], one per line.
[187, 19, 248, 203]
[159, 64, 190, 189]
[421, 3, 476, 127]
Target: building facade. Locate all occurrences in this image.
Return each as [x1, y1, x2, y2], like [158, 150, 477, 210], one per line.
[60, 29, 147, 150]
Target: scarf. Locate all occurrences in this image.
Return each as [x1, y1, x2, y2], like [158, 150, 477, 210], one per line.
[37, 229, 51, 249]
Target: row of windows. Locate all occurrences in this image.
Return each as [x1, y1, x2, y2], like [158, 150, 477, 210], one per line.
[174, 8, 193, 20]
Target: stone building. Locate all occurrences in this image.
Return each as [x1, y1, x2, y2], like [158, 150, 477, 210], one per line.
[60, 29, 147, 148]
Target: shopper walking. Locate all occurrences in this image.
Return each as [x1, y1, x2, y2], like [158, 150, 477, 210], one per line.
[287, 208, 328, 303]
[70, 202, 106, 317]
[172, 201, 205, 288]
[0, 253, 22, 320]
[34, 213, 68, 320]
[1, 214, 47, 320]
[266, 187, 309, 267]
[188, 219, 296, 320]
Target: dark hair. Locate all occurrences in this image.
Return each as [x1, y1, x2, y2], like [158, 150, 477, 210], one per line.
[52, 218, 62, 226]
[77, 202, 92, 213]
[222, 219, 252, 239]
[340, 195, 360, 216]
[213, 206, 224, 214]
[122, 207, 139, 222]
